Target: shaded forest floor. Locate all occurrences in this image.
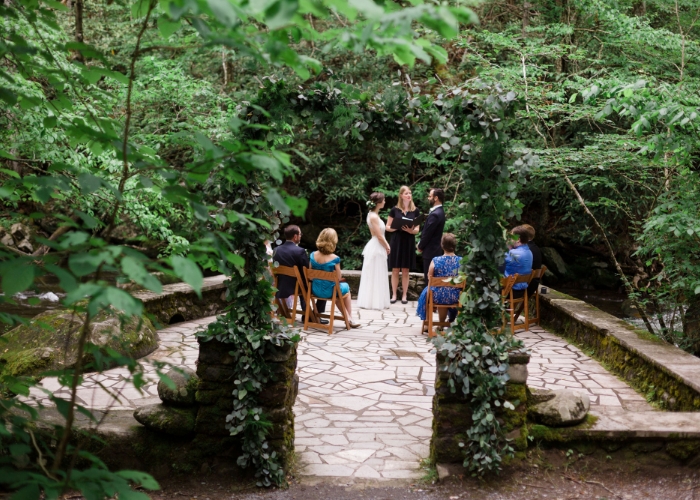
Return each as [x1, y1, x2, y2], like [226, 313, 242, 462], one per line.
[148, 450, 699, 500]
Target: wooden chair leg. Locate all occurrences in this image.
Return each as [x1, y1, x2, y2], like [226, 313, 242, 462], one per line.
[328, 295, 336, 335]
[291, 295, 298, 327]
[340, 292, 351, 330]
[428, 297, 435, 338]
[523, 293, 529, 331]
[509, 296, 515, 335]
[303, 296, 312, 331]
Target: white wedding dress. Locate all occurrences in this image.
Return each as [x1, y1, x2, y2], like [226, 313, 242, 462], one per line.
[357, 213, 391, 310]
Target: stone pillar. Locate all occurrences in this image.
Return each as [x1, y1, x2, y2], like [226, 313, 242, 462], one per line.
[193, 339, 298, 470]
[430, 351, 530, 464]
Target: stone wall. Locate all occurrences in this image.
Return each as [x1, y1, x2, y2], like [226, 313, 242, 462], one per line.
[107, 338, 298, 478]
[430, 352, 530, 464]
[193, 339, 299, 471]
[540, 289, 700, 411]
[134, 276, 229, 326]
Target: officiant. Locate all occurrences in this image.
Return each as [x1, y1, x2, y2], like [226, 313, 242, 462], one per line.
[386, 186, 421, 304]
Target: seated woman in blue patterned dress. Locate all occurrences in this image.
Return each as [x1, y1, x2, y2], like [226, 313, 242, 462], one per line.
[309, 228, 361, 328]
[417, 233, 462, 326]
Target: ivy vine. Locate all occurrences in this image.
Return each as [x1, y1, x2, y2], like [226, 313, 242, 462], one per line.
[198, 180, 300, 487]
[430, 81, 536, 475]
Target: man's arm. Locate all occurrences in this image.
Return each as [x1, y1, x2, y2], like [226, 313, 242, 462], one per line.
[418, 213, 438, 251]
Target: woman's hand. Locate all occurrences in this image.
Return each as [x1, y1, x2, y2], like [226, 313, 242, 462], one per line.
[386, 246, 391, 255]
[401, 225, 415, 234]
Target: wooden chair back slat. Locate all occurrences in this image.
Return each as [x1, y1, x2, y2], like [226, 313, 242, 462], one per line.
[423, 275, 467, 338]
[271, 265, 303, 327]
[302, 267, 351, 335]
[500, 272, 531, 335]
[529, 265, 547, 326]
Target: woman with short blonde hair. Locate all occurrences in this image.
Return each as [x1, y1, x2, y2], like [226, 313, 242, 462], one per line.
[316, 227, 338, 255]
[309, 228, 360, 327]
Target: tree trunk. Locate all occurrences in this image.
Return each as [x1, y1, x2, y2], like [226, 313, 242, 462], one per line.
[74, 0, 84, 61]
[683, 294, 700, 355]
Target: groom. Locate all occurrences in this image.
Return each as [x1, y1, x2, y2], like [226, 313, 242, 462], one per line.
[417, 188, 446, 286]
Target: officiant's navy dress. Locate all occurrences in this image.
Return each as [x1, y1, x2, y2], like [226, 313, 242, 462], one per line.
[388, 207, 420, 270]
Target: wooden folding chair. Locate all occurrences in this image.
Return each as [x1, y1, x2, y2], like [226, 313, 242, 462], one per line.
[499, 275, 517, 334]
[422, 276, 466, 338]
[528, 265, 548, 326]
[303, 268, 351, 335]
[271, 265, 303, 326]
[501, 273, 532, 334]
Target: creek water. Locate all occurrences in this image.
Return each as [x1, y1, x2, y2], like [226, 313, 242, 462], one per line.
[557, 288, 629, 319]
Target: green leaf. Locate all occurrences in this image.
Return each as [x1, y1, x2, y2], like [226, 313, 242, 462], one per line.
[115, 470, 160, 490]
[42, 0, 70, 11]
[69, 252, 107, 277]
[157, 14, 181, 38]
[131, 0, 151, 18]
[121, 256, 163, 294]
[348, 0, 383, 18]
[91, 286, 143, 316]
[285, 195, 308, 217]
[170, 256, 203, 296]
[207, 0, 238, 27]
[0, 87, 17, 106]
[45, 264, 78, 292]
[43, 116, 58, 129]
[264, 0, 299, 30]
[10, 483, 40, 500]
[77, 173, 103, 194]
[1, 263, 35, 296]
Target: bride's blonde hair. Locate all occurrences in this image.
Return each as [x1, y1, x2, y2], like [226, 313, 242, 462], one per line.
[395, 185, 416, 212]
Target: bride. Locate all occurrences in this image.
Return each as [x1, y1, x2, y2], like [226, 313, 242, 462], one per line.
[357, 192, 391, 310]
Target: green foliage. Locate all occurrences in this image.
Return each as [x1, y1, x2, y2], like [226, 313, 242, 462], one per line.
[2, 0, 476, 495]
[430, 81, 531, 475]
[199, 184, 299, 487]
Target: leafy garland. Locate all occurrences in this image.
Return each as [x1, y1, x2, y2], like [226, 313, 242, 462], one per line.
[199, 181, 299, 487]
[430, 81, 535, 475]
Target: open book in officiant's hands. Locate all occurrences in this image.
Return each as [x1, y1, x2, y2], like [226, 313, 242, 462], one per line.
[389, 213, 426, 230]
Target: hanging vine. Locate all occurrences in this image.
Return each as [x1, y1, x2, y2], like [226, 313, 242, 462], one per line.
[198, 178, 299, 487]
[430, 81, 536, 475]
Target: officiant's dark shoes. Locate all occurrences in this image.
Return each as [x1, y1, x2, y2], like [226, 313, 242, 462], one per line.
[401, 299, 408, 304]
[390, 299, 397, 304]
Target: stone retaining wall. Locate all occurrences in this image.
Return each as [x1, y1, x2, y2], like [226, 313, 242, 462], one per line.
[134, 275, 229, 326]
[193, 338, 299, 471]
[430, 352, 530, 464]
[71, 339, 299, 478]
[540, 289, 700, 411]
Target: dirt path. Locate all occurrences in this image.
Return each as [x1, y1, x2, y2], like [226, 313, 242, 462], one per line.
[148, 451, 698, 499]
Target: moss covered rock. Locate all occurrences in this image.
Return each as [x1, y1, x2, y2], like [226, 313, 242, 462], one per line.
[133, 403, 197, 436]
[158, 367, 199, 406]
[0, 308, 158, 377]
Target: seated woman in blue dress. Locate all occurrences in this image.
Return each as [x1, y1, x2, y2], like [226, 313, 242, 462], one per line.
[417, 233, 462, 326]
[309, 228, 361, 328]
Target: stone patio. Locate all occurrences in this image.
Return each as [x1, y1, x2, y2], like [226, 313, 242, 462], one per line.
[24, 299, 667, 480]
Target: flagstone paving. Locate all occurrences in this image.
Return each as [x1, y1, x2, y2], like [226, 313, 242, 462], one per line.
[25, 299, 652, 481]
